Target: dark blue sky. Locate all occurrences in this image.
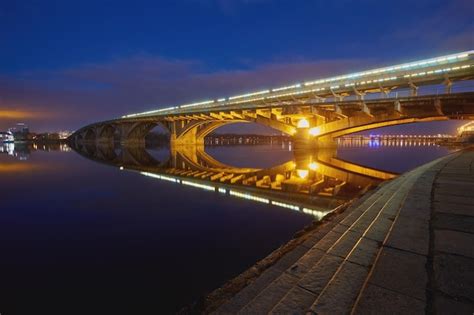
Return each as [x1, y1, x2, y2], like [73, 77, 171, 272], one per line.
[1, 0, 472, 133]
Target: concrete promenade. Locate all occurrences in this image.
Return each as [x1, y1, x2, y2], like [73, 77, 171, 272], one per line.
[212, 148, 474, 314]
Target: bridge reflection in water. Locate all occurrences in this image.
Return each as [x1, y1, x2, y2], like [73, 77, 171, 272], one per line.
[71, 142, 397, 220]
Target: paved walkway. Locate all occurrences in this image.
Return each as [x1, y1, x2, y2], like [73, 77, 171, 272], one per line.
[213, 148, 474, 314]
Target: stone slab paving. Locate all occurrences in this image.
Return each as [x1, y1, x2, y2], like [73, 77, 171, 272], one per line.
[355, 148, 474, 314]
[429, 149, 474, 313]
[213, 148, 474, 314]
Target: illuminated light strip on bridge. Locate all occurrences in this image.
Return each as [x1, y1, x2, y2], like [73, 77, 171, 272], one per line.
[121, 50, 473, 118]
[272, 83, 302, 92]
[227, 97, 265, 105]
[228, 89, 270, 100]
[180, 100, 215, 108]
[303, 52, 471, 86]
[123, 106, 178, 118]
[402, 65, 471, 78]
[356, 76, 398, 86]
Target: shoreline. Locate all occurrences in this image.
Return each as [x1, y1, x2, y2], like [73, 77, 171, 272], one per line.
[182, 146, 472, 314]
[180, 181, 389, 314]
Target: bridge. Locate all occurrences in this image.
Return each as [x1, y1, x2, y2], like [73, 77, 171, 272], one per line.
[70, 51, 474, 148]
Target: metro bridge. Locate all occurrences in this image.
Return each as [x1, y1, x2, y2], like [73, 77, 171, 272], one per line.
[70, 51, 474, 148]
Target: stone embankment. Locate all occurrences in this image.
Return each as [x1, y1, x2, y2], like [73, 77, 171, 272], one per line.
[209, 147, 474, 314]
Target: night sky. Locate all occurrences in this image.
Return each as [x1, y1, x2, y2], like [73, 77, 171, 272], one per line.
[1, 0, 473, 133]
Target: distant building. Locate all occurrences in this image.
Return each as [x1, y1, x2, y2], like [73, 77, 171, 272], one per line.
[58, 130, 72, 139]
[34, 133, 60, 142]
[0, 131, 14, 143]
[9, 123, 31, 141]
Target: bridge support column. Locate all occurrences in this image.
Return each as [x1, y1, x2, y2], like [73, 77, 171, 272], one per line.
[293, 128, 317, 150]
[409, 81, 418, 96]
[170, 127, 205, 148]
[315, 136, 338, 148]
[444, 77, 452, 94]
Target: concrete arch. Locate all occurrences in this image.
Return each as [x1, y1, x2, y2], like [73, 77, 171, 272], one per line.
[194, 120, 254, 142]
[317, 116, 449, 140]
[171, 120, 248, 146]
[83, 128, 96, 142]
[312, 93, 474, 142]
[120, 121, 158, 145]
[96, 124, 116, 143]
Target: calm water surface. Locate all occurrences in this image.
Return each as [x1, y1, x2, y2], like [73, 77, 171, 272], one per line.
[0, 141, 455, 314]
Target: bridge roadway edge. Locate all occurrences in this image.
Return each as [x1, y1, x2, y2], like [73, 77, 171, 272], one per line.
[181, 146, 474, 314]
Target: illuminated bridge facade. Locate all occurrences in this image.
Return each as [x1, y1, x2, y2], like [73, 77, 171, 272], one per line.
[70, 51, 474, 147]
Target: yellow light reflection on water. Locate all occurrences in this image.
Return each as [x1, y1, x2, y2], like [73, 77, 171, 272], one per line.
[297, 118, 309, 128]
[296, 169, 309, 179]
[309, 127, 321, 136]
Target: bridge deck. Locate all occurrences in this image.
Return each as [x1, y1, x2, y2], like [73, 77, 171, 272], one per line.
[208, 147, 474, 314]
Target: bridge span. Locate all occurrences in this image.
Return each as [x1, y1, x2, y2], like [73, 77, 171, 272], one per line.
[70, 51, 474, 148]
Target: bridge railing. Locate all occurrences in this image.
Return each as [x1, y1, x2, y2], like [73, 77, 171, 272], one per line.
[121, 51, 474, 119]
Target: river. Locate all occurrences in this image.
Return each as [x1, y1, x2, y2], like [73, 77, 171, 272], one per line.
[0, 140, 456, 314]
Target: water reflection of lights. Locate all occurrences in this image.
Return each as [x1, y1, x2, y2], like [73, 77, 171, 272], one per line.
[229, 190, 270, 203]
[271, 201, 300, 211]
[0, 143, 15, 155]
[139, 171, 326, 218]
[303, 208, 325, 220]
[338, 137, 442, 148]
[182, 180, 215, 191]
[297, 169, 309, 179]
[141, 172, 178, 183]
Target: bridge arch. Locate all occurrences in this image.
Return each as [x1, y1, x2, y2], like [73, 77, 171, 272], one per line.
[171, 120, 249, 146]
[83, 128, 96, 142]
[316, 116, 450, 140]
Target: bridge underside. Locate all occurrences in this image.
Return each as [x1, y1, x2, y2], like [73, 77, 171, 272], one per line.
[70, 93, 474, 148]
[71, 140, 398, 203]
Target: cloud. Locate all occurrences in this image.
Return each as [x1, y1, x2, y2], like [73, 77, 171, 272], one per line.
[0, 54, 368, 132]
[384, 0, 473, 51]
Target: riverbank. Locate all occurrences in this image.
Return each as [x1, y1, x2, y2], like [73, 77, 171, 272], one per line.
[195, 146, 473, 314]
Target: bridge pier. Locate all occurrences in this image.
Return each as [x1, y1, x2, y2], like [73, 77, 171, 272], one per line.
[170, 127, 204, 147]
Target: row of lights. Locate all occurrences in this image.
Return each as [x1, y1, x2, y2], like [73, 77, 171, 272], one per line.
[121, 51, 473, 118]
[139, 171, 327, 218]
